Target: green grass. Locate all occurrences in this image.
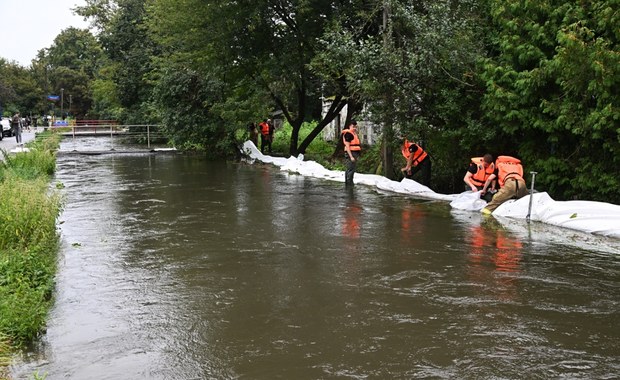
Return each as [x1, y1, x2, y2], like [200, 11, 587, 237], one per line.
[239, 121, 345, 169]
[0, 132, 62, 375]
[271, 121, 334, 156]
[0, 132, 59, 182]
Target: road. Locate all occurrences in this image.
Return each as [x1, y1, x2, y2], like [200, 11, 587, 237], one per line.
[0, 128, 40, 161]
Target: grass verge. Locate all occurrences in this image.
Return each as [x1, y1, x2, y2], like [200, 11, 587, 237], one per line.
[0, 132, 62, 379]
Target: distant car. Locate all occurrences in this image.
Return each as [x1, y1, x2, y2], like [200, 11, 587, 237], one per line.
[1, 118, 11, 139]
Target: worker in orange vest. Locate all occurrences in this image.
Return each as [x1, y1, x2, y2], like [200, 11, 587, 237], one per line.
[481, 156, 527, 214]
[401, 139, 431, 187]
[258, 118, 273, 154]
[342, 120, 361, 185]
[464, 154, 497, 202]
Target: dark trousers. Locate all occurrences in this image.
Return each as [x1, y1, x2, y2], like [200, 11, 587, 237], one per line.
[345, 151, 360, 185]
[406, 156, 431, 187]
[260, 134, 272, 154]
[14, 125, 22, 143]
[466, 185, 495, 202]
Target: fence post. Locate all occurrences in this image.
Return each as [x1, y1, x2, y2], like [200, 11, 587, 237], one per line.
[147, 125, 151, 149]
[526, 171, 538, 224]
[110, 124, 114, 150]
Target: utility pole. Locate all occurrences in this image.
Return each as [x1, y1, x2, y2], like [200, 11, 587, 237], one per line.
[69, 94, 72, 117]
[382, 0, 395, 179]
[61, 88, 64, 119]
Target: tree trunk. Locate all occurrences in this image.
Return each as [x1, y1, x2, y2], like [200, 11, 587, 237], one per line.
[297, 96, 347, 154]
[382, 0, 395, 180]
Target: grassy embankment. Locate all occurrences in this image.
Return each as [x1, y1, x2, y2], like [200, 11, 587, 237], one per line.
[0, 132, 62, 379]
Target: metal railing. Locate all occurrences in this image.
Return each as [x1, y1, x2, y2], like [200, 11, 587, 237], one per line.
[54, 124, 166, 150]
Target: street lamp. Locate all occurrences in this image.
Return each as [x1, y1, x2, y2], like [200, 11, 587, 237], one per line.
[60, 88, 64, 119]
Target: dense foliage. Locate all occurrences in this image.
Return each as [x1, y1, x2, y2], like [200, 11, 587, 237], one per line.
[0, 0, 618, 202]
[481, 0, 619, 202]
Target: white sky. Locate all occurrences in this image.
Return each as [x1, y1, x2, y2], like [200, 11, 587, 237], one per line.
[0, 0, 89, 67]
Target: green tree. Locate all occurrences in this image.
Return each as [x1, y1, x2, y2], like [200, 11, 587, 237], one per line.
[148, 0, 352, 156]
[76, 0, 160, 124]
[481, 0, 620, 202]
[0, 59, 42, 117]
[90, 64, 123, 120]
[46, 27, 103, 78]
[151, 65, 231, 155]
[31, 28, 104, 118]
[315, 0, 487, 183]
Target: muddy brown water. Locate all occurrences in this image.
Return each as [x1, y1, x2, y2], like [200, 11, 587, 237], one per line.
[10, 140, 620, 379]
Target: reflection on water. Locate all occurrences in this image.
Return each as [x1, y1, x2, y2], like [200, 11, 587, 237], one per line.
[465, 216, 523, 302]
[342, 190, 362, 239]
[11, 152, 620, 379]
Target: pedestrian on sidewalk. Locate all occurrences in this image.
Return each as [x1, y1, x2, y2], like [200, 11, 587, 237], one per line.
[11, 112, 22, 144]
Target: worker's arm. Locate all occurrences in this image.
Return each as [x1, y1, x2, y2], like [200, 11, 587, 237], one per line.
[481, 173, 497, 195]
[464, 172, 478, 192]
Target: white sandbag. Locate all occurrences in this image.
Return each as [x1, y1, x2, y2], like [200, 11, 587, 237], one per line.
[242, 140, 620, 238]
[494, 192, 620, 238]
[450, 191, 487, 211]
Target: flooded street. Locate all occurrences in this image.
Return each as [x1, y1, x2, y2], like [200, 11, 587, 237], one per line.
[11, 139, 620, 379]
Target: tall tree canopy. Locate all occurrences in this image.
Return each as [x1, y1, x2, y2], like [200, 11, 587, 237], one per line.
[148, 0, 355, 155]
[31, 27, 104, 118]
[76, 0, 160, 123]
[481, 0, 620, 202]
[0, 59, 41, 116]
[314, 0, 488, 181]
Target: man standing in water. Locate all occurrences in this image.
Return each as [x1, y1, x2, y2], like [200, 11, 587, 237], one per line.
[342, 120, 361, 186]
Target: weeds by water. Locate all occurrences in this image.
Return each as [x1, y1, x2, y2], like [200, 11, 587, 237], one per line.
[0, 334, 10, 379]
[0, 132, 62, 377]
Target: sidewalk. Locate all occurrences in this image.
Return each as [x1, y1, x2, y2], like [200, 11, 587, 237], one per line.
[0, 128, 39, 161]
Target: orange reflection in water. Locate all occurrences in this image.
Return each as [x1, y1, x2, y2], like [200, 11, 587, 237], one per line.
[400, 205, 427, 244]
[468, 224, 522, 272]
[342, 202, 362, 238]
[494, 233, 523, 273]
[466, 221, 523, 300]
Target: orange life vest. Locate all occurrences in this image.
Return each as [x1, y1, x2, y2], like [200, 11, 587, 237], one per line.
[341, 128, 361, 151]
[470, 157, 495, 187]
[496, 156, 524, 187]
[401, 140, 428, 167]
[259, 122, 270, 136]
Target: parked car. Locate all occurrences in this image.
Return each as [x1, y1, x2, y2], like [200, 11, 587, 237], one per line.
[1, 118, 12, 139]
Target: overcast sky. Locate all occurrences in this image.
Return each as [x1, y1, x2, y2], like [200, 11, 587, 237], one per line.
[0, 0, 89, 67]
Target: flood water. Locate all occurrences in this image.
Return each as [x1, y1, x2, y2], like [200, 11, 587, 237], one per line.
[11, 139, 620, 379]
